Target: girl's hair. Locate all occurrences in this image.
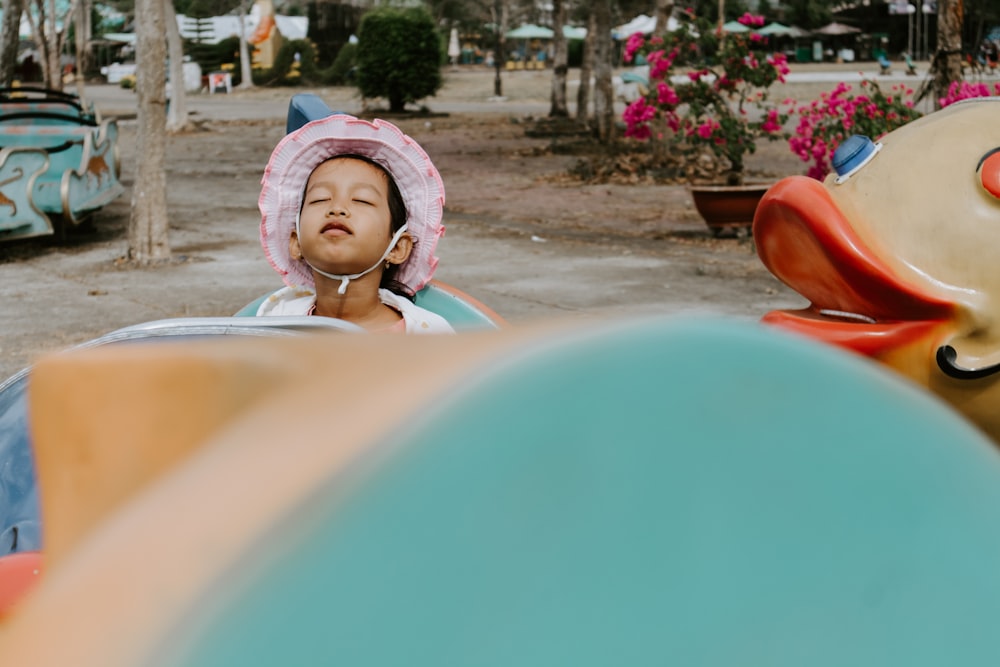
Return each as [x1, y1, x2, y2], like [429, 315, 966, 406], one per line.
[311, 154, 415, 301]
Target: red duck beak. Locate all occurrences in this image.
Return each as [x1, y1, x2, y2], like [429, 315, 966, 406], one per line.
[753, 176, 954, 357]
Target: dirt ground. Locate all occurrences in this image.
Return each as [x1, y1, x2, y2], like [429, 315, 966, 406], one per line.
[0, 66, 844, 379]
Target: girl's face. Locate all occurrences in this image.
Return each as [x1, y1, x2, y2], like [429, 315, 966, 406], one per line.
[292, 157, 403, 278]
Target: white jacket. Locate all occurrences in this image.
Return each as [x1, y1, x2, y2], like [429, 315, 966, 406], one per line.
[255, 286, 455, 334]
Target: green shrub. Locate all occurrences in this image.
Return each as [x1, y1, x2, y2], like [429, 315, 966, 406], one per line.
[355, 7, 442, 112]
[215, 36, 242, 85]
[253, 39, 319, 86]
[182, 6, 223, 73]
[182, 34, 241, 79]
[320, 42, 357, 86]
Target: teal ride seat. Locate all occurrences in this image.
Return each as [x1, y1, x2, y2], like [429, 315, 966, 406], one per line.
[164, 317, 1000, 667]
[0, 119, 123, 234]
[235, 281, 504, 331]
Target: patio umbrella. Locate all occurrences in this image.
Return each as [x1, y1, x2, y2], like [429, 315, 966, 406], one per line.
[814, 22, 861, 35]
[448, 28, 460, 64]
[721, 20, 751, 33]
[563, 25, 587, 40]
[757, 22, 794, 36]
[505, 24, 554, 39]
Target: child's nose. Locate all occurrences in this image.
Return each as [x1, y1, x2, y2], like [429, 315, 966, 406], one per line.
[327, 200, 349, 217]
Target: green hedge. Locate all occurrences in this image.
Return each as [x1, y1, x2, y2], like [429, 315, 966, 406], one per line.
[355, 7, 442, 112]
[252, 39, 319, 86]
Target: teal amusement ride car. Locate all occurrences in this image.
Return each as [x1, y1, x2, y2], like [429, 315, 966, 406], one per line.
[0, 86, 124, 241]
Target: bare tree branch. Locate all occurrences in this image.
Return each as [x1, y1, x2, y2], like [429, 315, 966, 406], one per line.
[23, 0, 82, 90]
[653, 0, 674, 33]
[0, 0, 23, 86]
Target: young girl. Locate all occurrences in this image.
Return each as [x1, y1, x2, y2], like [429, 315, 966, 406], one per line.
[256, 113, 453, 334]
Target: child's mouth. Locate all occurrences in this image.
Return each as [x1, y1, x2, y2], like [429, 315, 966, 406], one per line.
[320, 222, 351, 236]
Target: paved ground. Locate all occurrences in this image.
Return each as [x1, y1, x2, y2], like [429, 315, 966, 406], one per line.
[82, 59, 948, 120]
[0, 62, 957, 379]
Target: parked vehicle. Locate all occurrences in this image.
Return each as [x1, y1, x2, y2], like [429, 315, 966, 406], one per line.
[0, 86, 124, 241]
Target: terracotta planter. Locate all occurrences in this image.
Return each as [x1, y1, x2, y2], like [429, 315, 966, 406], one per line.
[688, 183, 772, 237]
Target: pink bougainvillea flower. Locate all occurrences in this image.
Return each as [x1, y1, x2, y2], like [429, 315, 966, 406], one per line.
[618, 10, 829, 180]
[696, 120, 719, 139]
[737, 12, 765, 27]
[760, 110, 782, 134]
[656, 82, 679, 106]
[647, 50, 670, 80]
[623, 33, 645, 63]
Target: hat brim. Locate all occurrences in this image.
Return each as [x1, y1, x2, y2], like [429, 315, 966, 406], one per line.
[259, 114, 445, 293]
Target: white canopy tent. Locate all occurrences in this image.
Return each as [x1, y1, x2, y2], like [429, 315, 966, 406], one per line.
[175, 7, 307, 45]
[611, 14, 681, 39]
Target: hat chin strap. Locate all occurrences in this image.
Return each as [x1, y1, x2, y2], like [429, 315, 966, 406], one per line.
[300, 223, 409, 295]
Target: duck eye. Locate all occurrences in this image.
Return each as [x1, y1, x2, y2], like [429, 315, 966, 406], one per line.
[978, 148, 1000, 199]
[832, 135, 881, 185]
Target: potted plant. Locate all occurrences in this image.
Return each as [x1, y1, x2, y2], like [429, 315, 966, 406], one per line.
[621, 11, 790, 234]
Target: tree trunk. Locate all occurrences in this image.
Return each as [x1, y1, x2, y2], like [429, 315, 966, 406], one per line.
[237, 0, 255, 89]
[592, 0, 615, 143]
[0, 0, 22, 86]
[932, 0, 964, 109]
[42, 0, 62, 89]
[492, 0, 508, 97]
[548, 0, 568, 117]
[73, 0, 91, 79]
[389, 93, 405, 113]
[21, 1, 51, 88]
[164, 0, 190, 132]
[653, 0, 674, 33]
[128, 0, 170, 263]
[717, 0, 726, 49]
[576, 10, 594, 125]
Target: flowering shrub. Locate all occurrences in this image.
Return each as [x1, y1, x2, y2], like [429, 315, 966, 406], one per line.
[621, 11, 791, 184]
[788, 80, 922, 180]
[939, 80, 1000, 108]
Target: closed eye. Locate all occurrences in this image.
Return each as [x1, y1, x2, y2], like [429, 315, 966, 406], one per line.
[353, 198, 374, 206]
[307, 197, 330, 205]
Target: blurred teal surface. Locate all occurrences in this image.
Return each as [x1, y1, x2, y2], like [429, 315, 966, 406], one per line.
[164, 317, 1000, 666]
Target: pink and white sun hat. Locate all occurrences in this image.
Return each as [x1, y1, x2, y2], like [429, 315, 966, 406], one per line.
[259, 113, 445, 294]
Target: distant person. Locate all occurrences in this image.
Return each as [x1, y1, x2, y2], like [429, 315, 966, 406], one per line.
[979, 39, 998, 69]
[256, 114, 453, 333]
